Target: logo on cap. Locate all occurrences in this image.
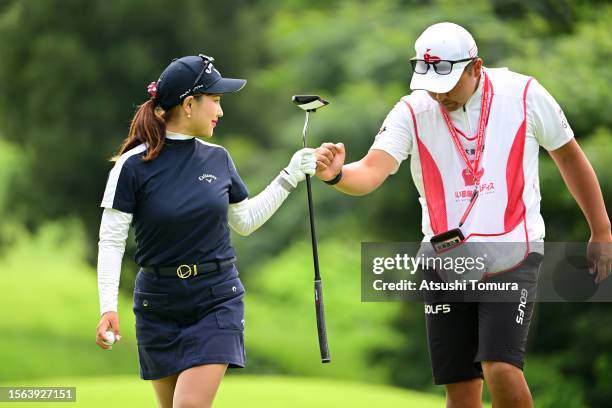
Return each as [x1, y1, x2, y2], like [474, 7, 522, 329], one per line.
[423, 48, 441, 63]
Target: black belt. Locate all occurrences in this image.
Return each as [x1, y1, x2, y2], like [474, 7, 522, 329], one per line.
[142, 257, 236, 279]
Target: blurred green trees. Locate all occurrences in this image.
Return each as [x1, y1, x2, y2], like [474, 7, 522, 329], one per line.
[0, 0, 610, 407]
[0, 0, 270, 260]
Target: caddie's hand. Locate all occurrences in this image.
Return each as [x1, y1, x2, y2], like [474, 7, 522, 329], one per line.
[587, 235, 612, 284]
[315, 142, 345, 181]
[280, 148, 316, 188]
[96, 311, 121, 350]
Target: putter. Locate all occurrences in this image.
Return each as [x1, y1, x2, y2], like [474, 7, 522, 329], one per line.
[292, 95, 331, 363]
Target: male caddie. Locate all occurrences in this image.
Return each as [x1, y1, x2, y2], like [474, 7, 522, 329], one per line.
[315, 22, 611, 407]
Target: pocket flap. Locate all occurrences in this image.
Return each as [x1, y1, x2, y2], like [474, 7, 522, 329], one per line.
[211, 278, 244, 298]
[133, 291, 168, 310]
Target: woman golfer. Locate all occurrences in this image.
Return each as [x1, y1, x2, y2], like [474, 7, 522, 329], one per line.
[95, 54, 315, 408]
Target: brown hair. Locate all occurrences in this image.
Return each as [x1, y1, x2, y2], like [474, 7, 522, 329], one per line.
[112, 99, 167, 162]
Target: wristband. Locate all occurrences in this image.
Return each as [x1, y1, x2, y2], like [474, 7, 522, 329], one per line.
[323, 170, 343, 185]
[278, 170, 296, 192]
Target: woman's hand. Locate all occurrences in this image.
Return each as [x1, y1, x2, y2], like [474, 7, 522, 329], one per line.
[96, 311, 121, 350]
[281, 148, 317, 187]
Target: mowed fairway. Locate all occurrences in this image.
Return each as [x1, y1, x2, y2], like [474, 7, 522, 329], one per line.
[0, 222, 452, 407]
[0, 375, 446, 407]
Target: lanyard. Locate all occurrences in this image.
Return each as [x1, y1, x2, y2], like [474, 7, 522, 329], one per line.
[439, 72, 493, 227]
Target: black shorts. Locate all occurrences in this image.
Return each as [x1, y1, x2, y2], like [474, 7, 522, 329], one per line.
[423, 252, 543, 385]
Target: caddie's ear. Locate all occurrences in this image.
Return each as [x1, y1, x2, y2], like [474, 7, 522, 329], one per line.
[472, 58, 484, 76]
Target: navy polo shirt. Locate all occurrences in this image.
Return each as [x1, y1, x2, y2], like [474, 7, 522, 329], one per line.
[101, 137, 249, 266]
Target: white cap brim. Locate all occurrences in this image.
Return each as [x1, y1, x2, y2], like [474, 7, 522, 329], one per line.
[410, 61, 470, 93]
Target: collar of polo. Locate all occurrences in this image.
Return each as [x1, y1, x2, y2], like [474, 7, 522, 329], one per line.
[166, 131, 195, 140]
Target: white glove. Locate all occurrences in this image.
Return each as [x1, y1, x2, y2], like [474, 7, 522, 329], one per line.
[279, 148, 316, 188]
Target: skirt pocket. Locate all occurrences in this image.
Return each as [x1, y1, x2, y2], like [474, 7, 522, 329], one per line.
[212, 278, 245, 331]
[134, 291, 168, 310]
[133, 291, 177, 346]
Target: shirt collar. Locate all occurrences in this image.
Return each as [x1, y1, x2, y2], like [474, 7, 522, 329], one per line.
[166, 131, 195, 140]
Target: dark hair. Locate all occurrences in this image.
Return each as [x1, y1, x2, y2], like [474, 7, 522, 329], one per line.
[113, 98, 167, 162]
[113, 92, 209, 162]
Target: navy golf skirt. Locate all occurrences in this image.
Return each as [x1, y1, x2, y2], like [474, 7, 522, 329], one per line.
[133, 263, 246, 380]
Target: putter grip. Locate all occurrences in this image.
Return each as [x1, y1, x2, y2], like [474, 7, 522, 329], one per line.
[314, 279, 331, 363]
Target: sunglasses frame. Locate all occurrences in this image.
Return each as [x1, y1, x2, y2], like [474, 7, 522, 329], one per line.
[410, 57, 476, 75]
[181, 54, 216, 99]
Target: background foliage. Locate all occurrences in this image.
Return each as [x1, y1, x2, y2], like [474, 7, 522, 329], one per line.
[0, 0, 610, 407]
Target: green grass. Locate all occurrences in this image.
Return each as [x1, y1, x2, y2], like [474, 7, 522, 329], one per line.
[245, 239, 404, 382]
[0, 220, 447, 406]
[0, 220, 409, 385]
[0, 221, 139, 380]
[0, 375, 446, 407]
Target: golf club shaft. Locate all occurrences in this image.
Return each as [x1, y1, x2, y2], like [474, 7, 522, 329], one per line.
[301, 110, 310, 148]
[302, 111, 320, 280]
[304, 175, 321, 281]
[302, 111, 330, 362]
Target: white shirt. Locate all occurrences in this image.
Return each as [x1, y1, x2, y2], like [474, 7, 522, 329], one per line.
[370, 70, 574, 241]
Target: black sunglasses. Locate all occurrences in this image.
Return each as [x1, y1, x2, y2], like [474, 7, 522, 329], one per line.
[410, 57, 475, 75]
[182, 54, 215, 98]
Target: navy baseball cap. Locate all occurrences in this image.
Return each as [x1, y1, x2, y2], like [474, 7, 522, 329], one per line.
[154, 54, 247, 110]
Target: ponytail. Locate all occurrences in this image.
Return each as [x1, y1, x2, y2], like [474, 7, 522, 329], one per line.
[112, 98, 166, 162]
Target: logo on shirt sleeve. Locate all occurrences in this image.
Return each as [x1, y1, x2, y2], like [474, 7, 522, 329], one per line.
[558, 108, 568, 129]
[198, 173, 218, 183]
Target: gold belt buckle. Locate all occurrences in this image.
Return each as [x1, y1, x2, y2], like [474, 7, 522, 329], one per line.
[176, 264, 198, 279]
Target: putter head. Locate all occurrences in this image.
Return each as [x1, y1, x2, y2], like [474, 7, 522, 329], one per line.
[292, 95, 329, 112]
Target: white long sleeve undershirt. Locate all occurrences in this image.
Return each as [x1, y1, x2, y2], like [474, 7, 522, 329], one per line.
[227, 174, 291, 236]
[97, 175, 292, 315]
[97, 208, 132, 315]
